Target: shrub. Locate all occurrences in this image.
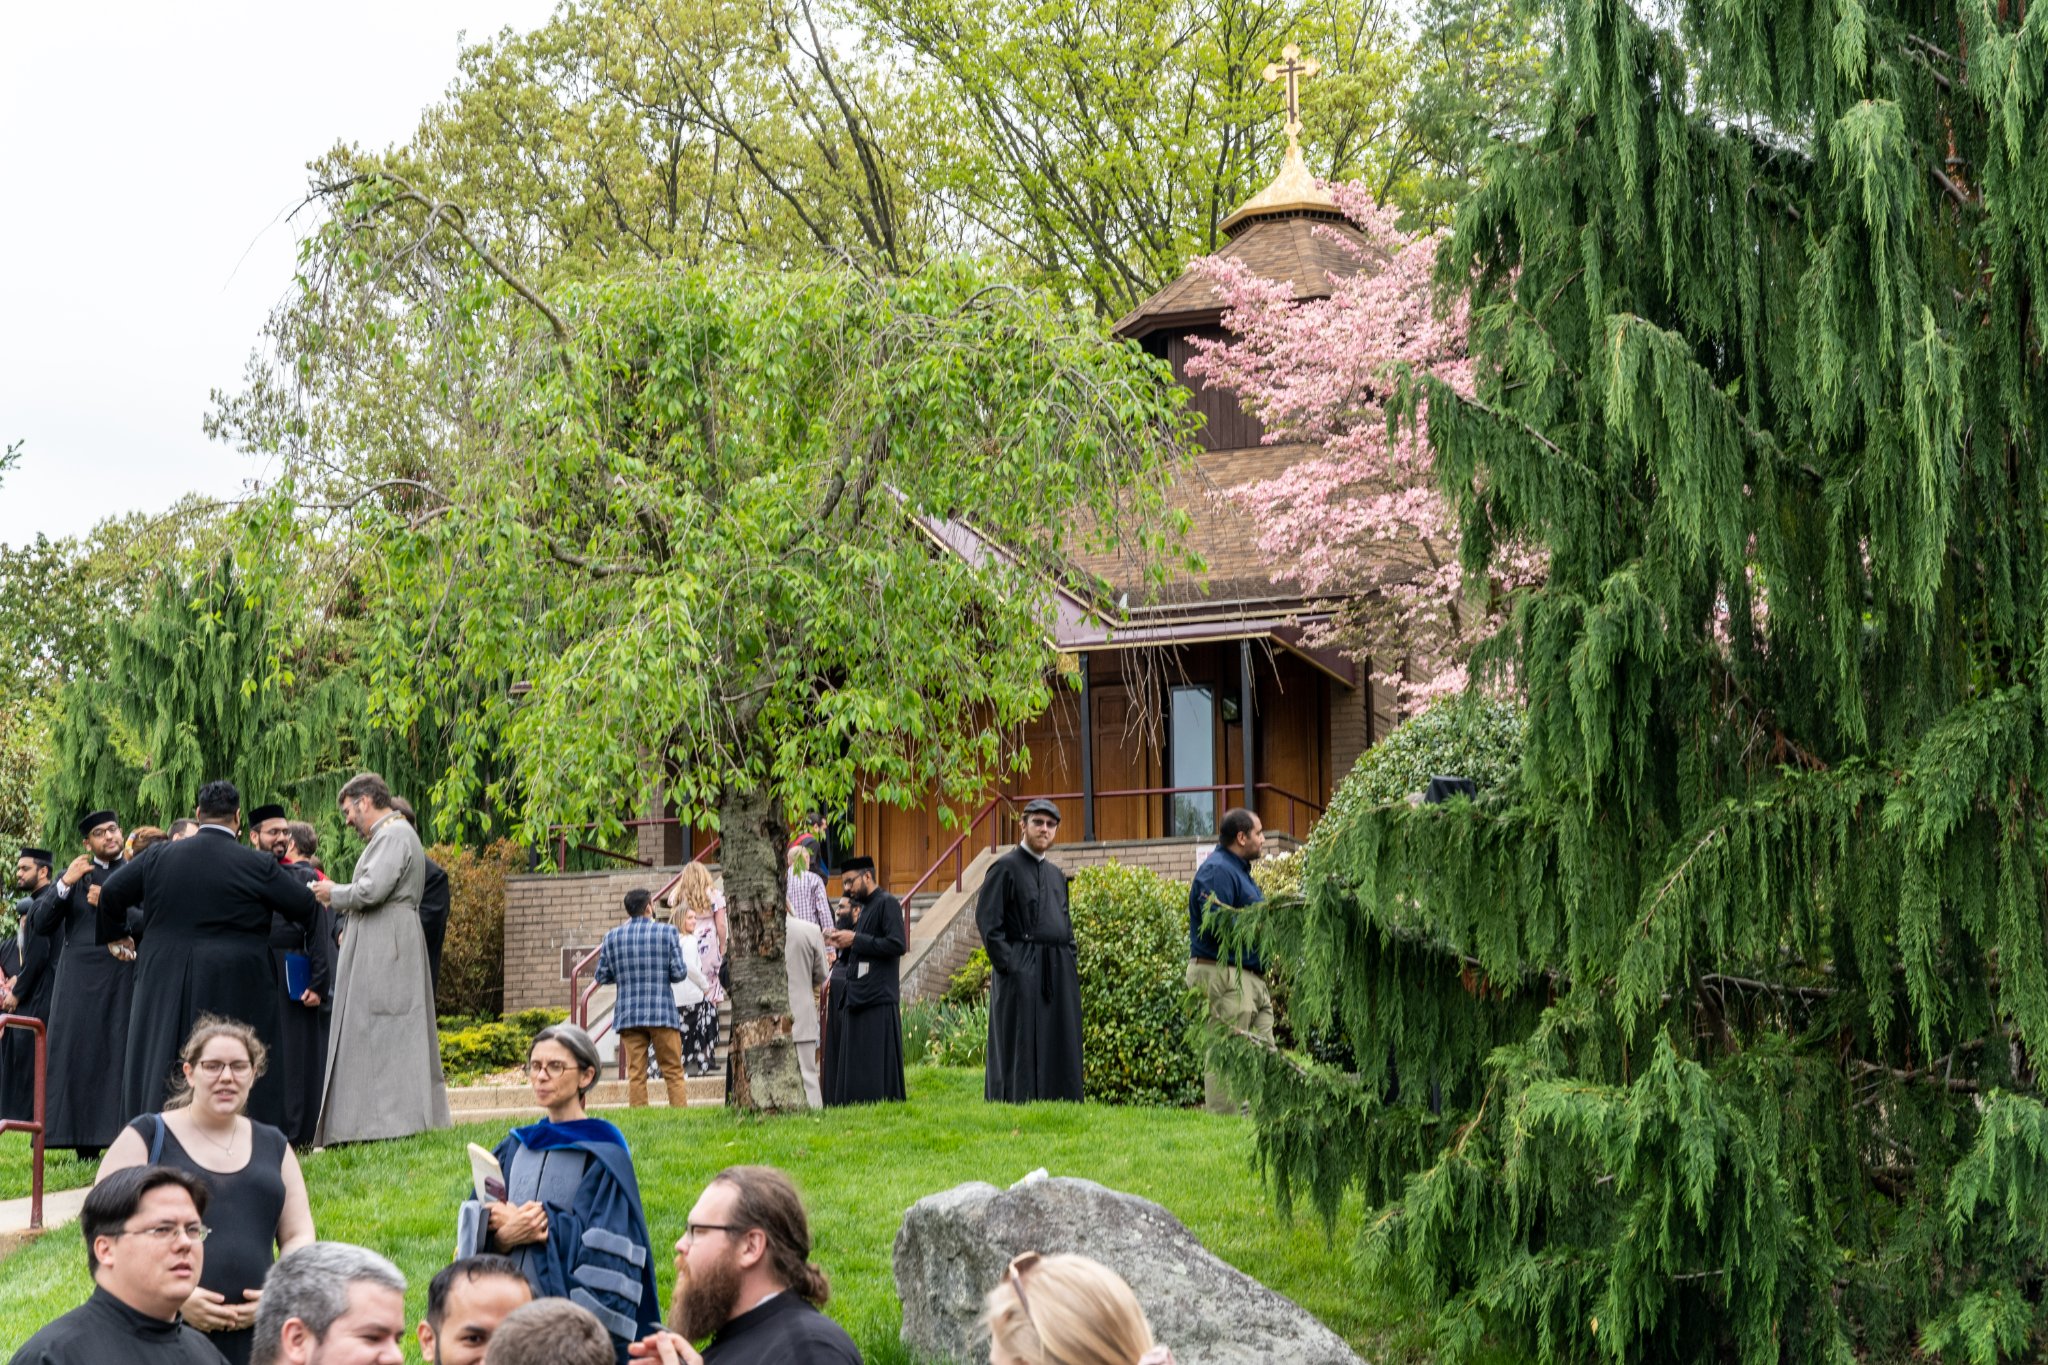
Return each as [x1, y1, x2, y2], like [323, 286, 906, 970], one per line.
[901, 999, 989, 1068]
[437, 1006, 568, 1084]
[1070, 863, 1200, 1107]
[429, 840, 528, 1020]
[1329, 695, 1524, 813]
[941, 948, 991, 1005]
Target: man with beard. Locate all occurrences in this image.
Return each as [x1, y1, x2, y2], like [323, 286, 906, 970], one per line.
[631, 1166, 860, 1364]
[29, 810, 133, 1156]
[819, 858, 905, 1106]
[975, 797, 1084, 1103]
[0, 847, 58, 1123]
[102, 781, 322, 1124]
[5, 1165, 224, 1364]
[248, 803, 335, 1145]
[416, 1256, 531, 1365]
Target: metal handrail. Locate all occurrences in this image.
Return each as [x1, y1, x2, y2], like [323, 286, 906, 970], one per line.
[0, 1014, 47, 1229]
[566, 836, 722, 1066]
[896, 781, 1329, 907]
[547, 817, 704, 872]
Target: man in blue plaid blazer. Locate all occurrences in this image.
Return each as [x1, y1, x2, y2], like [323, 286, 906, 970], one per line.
[594, 888, 698, 1107]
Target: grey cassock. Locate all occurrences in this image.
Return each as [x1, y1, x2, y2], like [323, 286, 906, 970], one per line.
[314, 810, 451, 1144]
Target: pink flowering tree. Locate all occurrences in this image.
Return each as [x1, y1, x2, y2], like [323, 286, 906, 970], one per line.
[1186, 184, 1541, 710]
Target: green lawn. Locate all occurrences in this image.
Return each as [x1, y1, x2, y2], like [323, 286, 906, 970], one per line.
[0, 1068, 1436, 1362]
[0, 1140, 94, 1202]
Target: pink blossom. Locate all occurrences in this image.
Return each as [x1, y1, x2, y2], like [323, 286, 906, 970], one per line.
[1186, 183, 1541, 712]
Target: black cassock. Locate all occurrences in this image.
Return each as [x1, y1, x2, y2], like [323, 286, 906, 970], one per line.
[1, 888, 61, 1122]
[822, 886, 906, 1106]
[269, 860, 335, 1146]
[100, 829, 320, 1126]
[29, 856, 133, 1150]
[975, 845, 1084, 1103]
[699, 1292, 862, 1364]
[419, 855, 450, 1002]
[5, 1287, 227, 1365]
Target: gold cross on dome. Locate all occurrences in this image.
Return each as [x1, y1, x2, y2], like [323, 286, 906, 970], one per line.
[1261, 44, 1320, 151]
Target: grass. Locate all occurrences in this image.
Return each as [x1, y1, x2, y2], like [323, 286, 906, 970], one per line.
[0, 1139, 94, 1202]
[0, 1067, 1443, 1362]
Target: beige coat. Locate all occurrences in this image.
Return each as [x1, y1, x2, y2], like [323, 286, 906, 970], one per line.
[315, 810, 450, 1144]
[784, 915, 828, 1043]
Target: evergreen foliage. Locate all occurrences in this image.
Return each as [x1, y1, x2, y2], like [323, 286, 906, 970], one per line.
[1071, 863, 1203, 1106]
[1212, 2, 2048, 1360]
[39, 555, 357, 855]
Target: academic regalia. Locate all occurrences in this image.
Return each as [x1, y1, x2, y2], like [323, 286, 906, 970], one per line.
[821, 884, 906, 1106]
[29, 855, 132, 1151]
[4, 1286, 228, 1365]
[975, 844, 1085, 1103]
[455, 1117, 663, 1365]
[269, 860, 335, 1146]
[100, 828, 320, 1126]
[1, 887, 60, 1122]
[700, 1292, 863, 1364]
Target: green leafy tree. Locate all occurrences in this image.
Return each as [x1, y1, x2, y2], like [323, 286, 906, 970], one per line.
[315, 258, 1194, 1111]
[1212, 2, 2048, 1362]
[40, 554, 356, 851]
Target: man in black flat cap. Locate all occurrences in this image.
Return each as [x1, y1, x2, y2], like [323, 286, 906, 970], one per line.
[820, 856, 906, 1105]
[28, 809, 133, 1155]
[975, 797, 1084, 1102]
[0, 846, 58, 1123]
[248, 802, 336, 1145]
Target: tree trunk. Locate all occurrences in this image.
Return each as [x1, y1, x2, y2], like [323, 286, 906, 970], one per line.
[717, 780, 809, 1113]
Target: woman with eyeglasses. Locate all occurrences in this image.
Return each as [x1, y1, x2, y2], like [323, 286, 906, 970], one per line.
[455, 1023, 664, 1365]
[981, 1253, 1175, 1365]
[94, 1014, 315, 1365]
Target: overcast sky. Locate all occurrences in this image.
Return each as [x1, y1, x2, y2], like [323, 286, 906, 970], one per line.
[0, 0, 557, 547]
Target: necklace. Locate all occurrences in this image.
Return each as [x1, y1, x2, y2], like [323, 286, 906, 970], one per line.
[190, 1116, 241, 1160]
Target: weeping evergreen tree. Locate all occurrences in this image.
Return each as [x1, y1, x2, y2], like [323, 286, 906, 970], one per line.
[1215, 2, 2048, 1361]
[41, 554, 356, 849]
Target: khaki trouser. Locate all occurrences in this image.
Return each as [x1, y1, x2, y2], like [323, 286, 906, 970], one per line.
[1186, 958, 1274, 1114]
[619, 1026, 688, 1108]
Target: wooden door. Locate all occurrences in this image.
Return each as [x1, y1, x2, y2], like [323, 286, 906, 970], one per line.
[1091, 683, 1163, 840]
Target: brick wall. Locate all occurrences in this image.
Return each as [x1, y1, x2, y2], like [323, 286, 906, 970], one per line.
[1329, 678, 1372, 789]
[503, 867, 678, 1013]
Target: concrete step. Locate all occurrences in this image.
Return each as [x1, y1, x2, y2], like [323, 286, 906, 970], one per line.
[447, 1075, 725, 1112]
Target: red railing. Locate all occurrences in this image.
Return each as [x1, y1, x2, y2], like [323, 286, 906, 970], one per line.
[0, 1015, 46, 1229]
[567, 837, 721, 1071]
[547, 817, 710, 872]
[899, 782, 1327, 906]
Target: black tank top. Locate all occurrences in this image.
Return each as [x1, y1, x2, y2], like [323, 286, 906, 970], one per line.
[130, 1114, 289, 1365]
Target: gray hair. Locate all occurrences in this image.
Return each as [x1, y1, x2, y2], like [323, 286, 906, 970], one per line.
[336, 772, 394, 808]
[251, 1242, 406, 1365]
[532, 1023, 603, 1101]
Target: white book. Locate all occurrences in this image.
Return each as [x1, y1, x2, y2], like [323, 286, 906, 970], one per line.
[467, 1143, 505, 1203]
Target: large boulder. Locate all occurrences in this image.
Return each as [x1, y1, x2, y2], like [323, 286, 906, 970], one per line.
[893, 1171, 1367, 1364]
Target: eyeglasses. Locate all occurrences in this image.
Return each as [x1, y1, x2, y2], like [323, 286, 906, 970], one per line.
[115, 1222, 210, 1244]
[1007, 1251, 1042, 1328]
[194, 1060, 253, 1078]
[523, 1059, 584, 1079]
[682, 1223, 744, 1243]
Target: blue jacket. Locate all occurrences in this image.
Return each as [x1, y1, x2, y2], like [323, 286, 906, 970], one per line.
[1189, 847, 1264, 974]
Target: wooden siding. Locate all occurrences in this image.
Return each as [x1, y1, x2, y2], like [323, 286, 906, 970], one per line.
[1148, 328, 1266, 453]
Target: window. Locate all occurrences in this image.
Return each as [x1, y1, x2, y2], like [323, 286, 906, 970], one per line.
[1169, 685, 1216, 837]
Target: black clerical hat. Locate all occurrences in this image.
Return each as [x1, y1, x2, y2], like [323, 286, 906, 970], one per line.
[248, 803, 288, 826]
[77, 810, 118, 837]
[1021, 797, 1062, 824]
[838, 855, 876, 875]
[18, 847, 51, 865]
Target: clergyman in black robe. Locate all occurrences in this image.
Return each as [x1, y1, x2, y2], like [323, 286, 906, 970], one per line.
[822, 856, 906, 1106]
[248, 803, 335, 1146]
[31, 810, 133, 1155]
[100, 781, 320, 1127]
[975, 797, 1084, 1103]
[6, 1167, 228, 1365]
[1, 850, 59, 1123]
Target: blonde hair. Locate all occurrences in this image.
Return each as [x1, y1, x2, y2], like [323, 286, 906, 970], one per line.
[126, 826, 169, 857]
[981, 1254, 1156, 1365]
[164, 1014, 268, 1111]
[672, 862, 716, 918]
